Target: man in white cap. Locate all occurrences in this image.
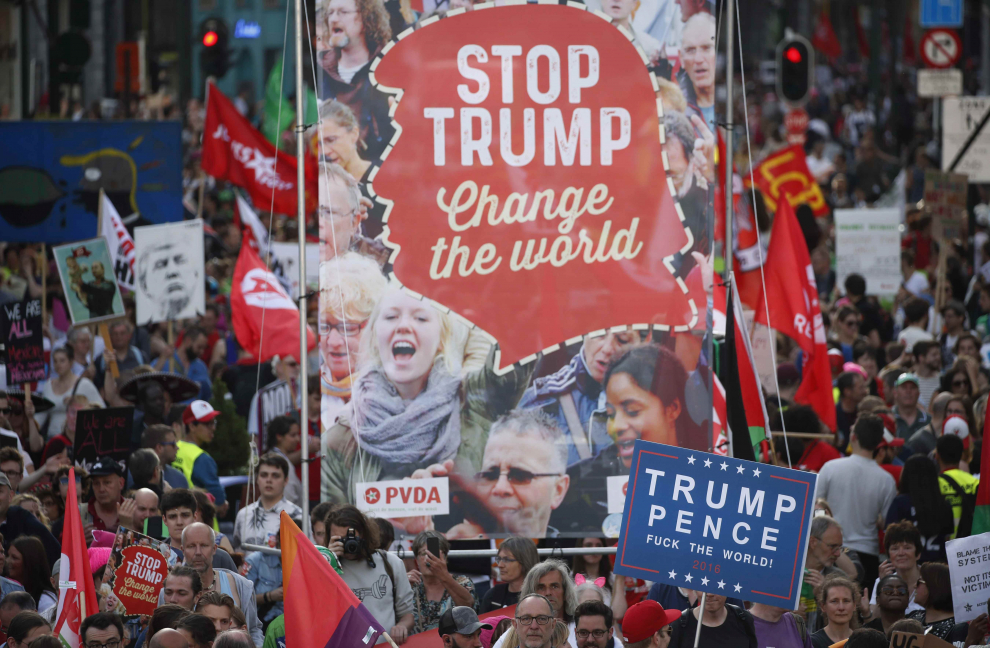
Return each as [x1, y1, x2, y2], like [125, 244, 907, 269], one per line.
[174, 400, 227, 517]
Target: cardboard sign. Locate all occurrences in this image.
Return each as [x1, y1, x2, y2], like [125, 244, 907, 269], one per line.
[74, 407, 134, 468]
[52, 237, 127, 326]
[104, 527, 173, 618]
[924, 170, 969, 240]
[134, 220, 206, 325]
[355, 477, 450, 518]
[889, 632, 955, 648]
[370, 4, 704, 371]
[613, 440, 816, 609]
[1, 299, 45, 384]
[946, 532, 990, 622]
[607, 475, 628, 514]
[834, 209, 902, 297]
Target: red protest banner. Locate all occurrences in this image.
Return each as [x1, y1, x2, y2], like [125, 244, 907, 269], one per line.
[111, 545, 168, 617]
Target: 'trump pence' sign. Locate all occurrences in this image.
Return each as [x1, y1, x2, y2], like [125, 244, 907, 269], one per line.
[614, 441, 816, 609]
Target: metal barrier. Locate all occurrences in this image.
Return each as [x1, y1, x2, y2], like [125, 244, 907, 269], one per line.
[241, 543, 619, 558]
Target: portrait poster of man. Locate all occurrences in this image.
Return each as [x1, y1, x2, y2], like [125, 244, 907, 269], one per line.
[53, 237, 127, 326]
[317, 1, 714, 539]
[133, 220, 206, 325]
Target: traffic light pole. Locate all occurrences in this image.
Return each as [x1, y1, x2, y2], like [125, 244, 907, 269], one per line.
[295, 0, 311, 537]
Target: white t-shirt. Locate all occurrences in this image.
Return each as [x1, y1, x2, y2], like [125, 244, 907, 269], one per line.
[337, 61, 364, 84]
[816, 454, 896, 555]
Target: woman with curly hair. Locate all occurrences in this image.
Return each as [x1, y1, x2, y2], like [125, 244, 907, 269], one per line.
[811, 576, 863, 648]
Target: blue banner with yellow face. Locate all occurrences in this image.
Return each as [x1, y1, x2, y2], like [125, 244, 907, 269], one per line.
[614, 440, 817, 609]
[0, 121, 183, 242]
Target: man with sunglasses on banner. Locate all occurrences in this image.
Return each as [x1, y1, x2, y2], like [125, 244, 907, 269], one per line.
[447, 411, 570, 539]
[174, 400, 228, 518]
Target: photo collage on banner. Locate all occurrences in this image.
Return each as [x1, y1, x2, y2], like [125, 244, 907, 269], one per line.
[316, 0, 715, 538]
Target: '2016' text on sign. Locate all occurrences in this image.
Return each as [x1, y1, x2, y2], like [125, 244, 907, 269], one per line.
[613, 440, 816, 609]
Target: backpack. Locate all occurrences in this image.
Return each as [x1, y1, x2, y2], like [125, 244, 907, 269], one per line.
[940, 472, 976, 538]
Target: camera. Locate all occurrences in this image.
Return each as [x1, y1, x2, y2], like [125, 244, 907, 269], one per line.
[343, 528, 362, 555]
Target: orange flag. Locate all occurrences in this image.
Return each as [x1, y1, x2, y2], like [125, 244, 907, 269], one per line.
[280, 512, 385, 648]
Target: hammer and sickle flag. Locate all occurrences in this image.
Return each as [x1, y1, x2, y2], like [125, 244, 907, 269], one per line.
[750, 145, 829, 217]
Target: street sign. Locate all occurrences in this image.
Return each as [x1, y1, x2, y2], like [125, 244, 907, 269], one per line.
[918, 68, 963, 97]
[784, 108, 809, 146]
[921, 29, 962, 69]
[115, 42, 140, 94]
[942, 97, 990, 182]
[920, 0, 963, 28]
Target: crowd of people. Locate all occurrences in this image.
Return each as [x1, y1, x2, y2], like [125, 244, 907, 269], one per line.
[2, 0, 990, 644]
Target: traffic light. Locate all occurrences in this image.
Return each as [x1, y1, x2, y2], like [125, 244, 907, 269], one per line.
[199, 18, 230, 79]
[776, 36, 814, 106]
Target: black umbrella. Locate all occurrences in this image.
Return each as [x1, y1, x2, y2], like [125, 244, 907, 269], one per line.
[117, 371, 201, 404]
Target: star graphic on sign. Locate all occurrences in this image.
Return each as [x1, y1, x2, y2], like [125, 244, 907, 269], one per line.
[703, 459, 712, 468]
[753, 467, 762, 477]
[684, 573, 693, 583]
[717, 580, 726, 590]
[669, 570, 677, 579]
[687, 456, 696, 465]
[733, 583, 742, 593]
[736, 465, 745, 474]
[720, 461, 728, 471]
[700, 577, 709, 586]
[966, 603, 974, 612]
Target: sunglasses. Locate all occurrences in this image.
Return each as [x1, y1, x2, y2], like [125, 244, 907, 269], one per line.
[952, 380, 969, 387]
[475, 468, 563, 485]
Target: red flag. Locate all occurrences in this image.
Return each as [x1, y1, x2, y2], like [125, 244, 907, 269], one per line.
[202, 81, 315, 216]
[281, 513, 385, 648]
[53, 468, 99, 648]
[903, 15, 917, 66]
[855, 6, 870, 59]
[750, 145, 829, 217]
[754, 201, 836, 430]
[234, 193, 270, 255]
[231, 241, 316, 363]
[812, 11, 842, 60]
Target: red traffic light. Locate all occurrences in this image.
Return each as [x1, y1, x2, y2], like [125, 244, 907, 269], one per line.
[785, 47, 802, 63]
[203, 31, 219, 47]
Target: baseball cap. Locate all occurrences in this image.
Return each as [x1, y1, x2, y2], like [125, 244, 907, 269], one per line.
[842, 362, 868, 380]
[828, 348, 844, 370]
[895, 373, 920, 387]
[182, 400, 221, 425]
[89, 456, 124, 477]
[438, 607, 493, 637]
[943, 415, 971, 448]
[877, 428, 905, 450]
[622, 601, 681, 643]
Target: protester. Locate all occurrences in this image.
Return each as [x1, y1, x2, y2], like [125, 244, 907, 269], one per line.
[79, 612, 124, 648]
[0, 592, 35, 639]
[176, 614, 218, 648]
[907, 563, 968, 640]
[800, 516, 848, 632]
[7, 537, 55, 611]
[196, 592, 236, 635]
[479, 537, 539, 613]
[891, 374, 930, 440]
[232, 454, 302, 550]
[242, 527, 284, 626]
[325, 505, 414, 643]
[863, 574, 909, 634]
[905, 392, 951, 456]
[87, 456, 125, 532]
[815, 415, 896, 588]
[438, 607, 491, 648]
[749, 603, 811, 648]
[164, 565, 204, 610]
[620, 600, 678, 648]
[263, 416, 303, 508]
[141, 424, 189, 490]
[175, 401, 227, 516]
[407, 531, 477, 633]
[667, 591, 757, 648]
[162, 489, 199, 558]
[571, 538, 613, 604]
[4, 612, 50, 648]
[884, 458, 954, 563]
[516, 560, 578, 647]
[155, 328, 212, 401]
[811, 576, 863, 648]
[150, 628, 191, 648]
[35, 346, 104, 438]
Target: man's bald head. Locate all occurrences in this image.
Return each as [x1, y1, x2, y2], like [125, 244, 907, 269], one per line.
[181, 522, 216, 546]
[133, 488, 160, 529]
[150, 628, 190, 648]
[214, 630, 253, 648]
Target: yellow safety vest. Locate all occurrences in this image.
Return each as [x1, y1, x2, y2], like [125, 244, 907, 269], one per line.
[173, 440, 221, 532]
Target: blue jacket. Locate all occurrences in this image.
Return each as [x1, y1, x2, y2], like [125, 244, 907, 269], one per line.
[518, 351, 610, 467]
[244, 550, 284, 623]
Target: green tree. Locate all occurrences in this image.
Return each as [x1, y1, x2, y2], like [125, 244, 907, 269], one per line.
[202, 377, 250, 476]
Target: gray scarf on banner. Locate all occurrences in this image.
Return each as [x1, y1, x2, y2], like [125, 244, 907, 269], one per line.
[350, 360, 462, 466]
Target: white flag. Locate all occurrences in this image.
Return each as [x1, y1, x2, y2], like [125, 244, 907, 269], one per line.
[99, 191, 136, 291]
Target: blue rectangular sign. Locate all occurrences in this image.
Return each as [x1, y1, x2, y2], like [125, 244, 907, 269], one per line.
[921, 0, 963, 27]
[613, 441, 817, 609]
[0, 121, 183, 243]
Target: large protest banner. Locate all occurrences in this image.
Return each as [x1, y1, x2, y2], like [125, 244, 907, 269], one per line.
[946, 532, 990, 622]
[134, 220, 206, 325]
[1, 298, 46, 384]
[0, 121, 182, 243]
[103, 527, 173, 617]
[317, 2, 713, 538]
[613, 440, 816, 608]
[834, 208, 902, 297]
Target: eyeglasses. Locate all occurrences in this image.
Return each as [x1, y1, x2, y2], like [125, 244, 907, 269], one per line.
[1, 470, 18, 480]
[476, 468, 563, 485]
[162, 441, 177, 448]
[325, 8, 357, 18]
[86, 641, 121, 648]
[822, 541, 842, 553]
[575, 630, 608, 639]
[496, 556, 518, 564]
[197, 420, 218, 429]
[881, 587, 908, 595]
[318, 206, 359, 222]
[319, 320, 368, 337]
[515, 615, 553, 626]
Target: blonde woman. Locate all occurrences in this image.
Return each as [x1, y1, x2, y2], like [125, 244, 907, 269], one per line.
[321, 285, 532, 505]
[811, 576, 862, 648]
[12, 494, 50, 529]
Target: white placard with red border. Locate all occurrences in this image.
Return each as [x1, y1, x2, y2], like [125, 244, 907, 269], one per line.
[606, 475, 629, 514]
[355, 477, 450, 518]
[921, 29, 962, 69]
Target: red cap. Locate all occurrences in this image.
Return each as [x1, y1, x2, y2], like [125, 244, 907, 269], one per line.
[622, 601, 681, 643]
[943, 415, 971, 449]
[182, 400, 221, 425]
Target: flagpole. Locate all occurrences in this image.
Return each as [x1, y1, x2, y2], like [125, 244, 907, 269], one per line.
[723, 0, 735, 284]
[294, 0, 311, 536]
